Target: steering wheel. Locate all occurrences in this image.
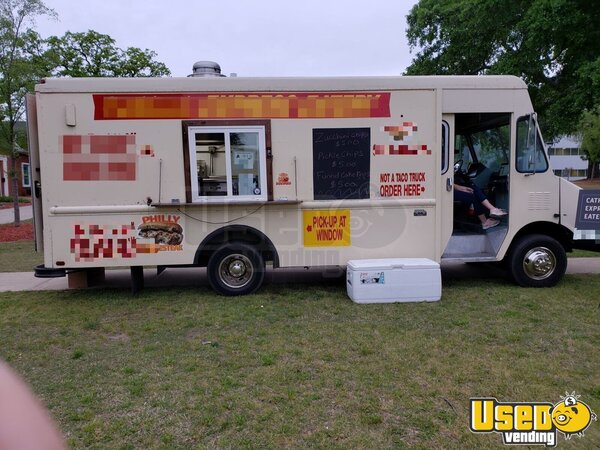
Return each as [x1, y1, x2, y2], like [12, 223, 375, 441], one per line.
[466, 161, 487, 178]
[453, 159, 463, 174]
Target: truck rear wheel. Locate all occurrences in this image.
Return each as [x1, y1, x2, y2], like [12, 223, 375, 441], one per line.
[207, 243, 265, 296]
[508, 234, 566, 287]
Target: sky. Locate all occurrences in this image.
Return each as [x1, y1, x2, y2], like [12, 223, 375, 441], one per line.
[34, 0, 419, 78]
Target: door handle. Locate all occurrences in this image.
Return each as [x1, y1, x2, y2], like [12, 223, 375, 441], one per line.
[446, 177, 453, 192]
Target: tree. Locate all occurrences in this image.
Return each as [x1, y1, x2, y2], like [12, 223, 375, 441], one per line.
[0, 0, 55, 225]
[45, 30, 171, 78]
[405, 0, 600, 143]
[1, 7, 171, 227]
[578, 108, 600, 179]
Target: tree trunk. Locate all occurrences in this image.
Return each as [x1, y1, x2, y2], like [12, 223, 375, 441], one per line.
[589, 161, 598, 179]
[587, 160, 599, 179]
[10, 157, 21, 226]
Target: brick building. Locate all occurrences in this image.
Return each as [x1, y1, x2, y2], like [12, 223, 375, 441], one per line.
[0, 151, 30, 198]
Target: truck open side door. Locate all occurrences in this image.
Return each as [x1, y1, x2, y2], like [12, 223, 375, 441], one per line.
[25, 94, 43, 253]
[439, 115, 454, 257]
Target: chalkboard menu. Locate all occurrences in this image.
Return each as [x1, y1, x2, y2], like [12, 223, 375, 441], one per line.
[313, 128, 371, 200]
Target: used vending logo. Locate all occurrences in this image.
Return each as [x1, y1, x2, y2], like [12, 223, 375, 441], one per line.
[470, 392, 597, 447]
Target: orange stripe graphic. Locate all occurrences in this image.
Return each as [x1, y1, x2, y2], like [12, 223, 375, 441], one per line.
[93, 92, 391, 120]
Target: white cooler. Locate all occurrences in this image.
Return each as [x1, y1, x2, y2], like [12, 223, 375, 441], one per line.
[346, 258, 441, 303]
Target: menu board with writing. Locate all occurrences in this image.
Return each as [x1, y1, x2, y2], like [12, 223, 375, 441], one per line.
[313, 128, 370, 200]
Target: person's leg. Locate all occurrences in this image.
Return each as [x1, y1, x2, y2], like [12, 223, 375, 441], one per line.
[465, 186, 498, 227]
[455, 188, 502, 228]
[456, 189, 488, 221]
[467, 186, 488, 216]
[471, 183, 488, 204]
[471, 184, 507, 217]
[453, 189, 474, 206]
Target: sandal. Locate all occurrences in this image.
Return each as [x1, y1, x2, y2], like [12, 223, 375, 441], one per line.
[490, 208, 507, 218]
[482, 219, 500, 230]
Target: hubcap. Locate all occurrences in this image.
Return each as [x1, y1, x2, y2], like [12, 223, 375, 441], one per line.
[523, 247, 556, 280]
[218, 254, 253, 289]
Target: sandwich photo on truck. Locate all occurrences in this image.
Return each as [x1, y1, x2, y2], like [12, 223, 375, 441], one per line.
[26, 64, 600, 295]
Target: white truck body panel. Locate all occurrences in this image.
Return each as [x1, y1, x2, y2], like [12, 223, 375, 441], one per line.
[27, 74, 596, 291]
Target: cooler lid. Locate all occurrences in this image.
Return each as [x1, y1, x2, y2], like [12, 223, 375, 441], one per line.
[347, 258, 439, 271]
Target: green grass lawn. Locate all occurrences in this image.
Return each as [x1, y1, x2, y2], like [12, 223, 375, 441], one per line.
[571, 248, 600, 257]
[0, 240, 42, 272]
[1, 276, 599, 449]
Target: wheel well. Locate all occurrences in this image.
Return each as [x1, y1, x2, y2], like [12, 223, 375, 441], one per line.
[194, 225, 280, 268]
[509, 221, 573, 254]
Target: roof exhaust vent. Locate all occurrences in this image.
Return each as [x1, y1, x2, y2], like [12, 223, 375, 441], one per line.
[188, 61, 226, 77]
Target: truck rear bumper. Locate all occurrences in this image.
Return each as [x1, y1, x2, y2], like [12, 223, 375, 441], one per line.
[34, 264, 66, 278]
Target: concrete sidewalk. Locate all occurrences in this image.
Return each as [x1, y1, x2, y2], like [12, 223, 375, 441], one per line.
[0, 205, 33, 224]
[0, 266, 347, 292]
[0, 258, 599, 293]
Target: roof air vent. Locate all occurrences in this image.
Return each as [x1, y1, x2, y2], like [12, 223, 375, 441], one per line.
[188, 61, 226, 77]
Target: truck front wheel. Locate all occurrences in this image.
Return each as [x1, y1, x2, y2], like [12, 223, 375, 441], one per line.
[207, 243, 265, 296]
[508, 234, 567, 287]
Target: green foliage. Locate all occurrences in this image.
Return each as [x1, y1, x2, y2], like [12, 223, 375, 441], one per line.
[1, 2, 171, 155]
[0, 0, 54, 224]
[0, 0, 54, 155]
[0, 194, 28, 202]
[1, 0, 170, 223]
[45, 30, 171, 78]
[0, 121, 26, 154]
[406, 0, 600, 140]
[578, 108, 600, 178]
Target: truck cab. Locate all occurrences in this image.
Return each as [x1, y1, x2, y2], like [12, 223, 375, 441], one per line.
[441, 109, 588, 286]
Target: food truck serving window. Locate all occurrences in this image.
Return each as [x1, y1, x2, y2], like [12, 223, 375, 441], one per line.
[185, 125, 268, 202]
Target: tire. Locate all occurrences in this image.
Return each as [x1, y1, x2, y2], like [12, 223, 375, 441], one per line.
[508, 234, 567, 287]
[207, 243, 265, 296]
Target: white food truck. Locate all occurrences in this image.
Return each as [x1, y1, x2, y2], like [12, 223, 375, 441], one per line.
[27, 63, 600, 294]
